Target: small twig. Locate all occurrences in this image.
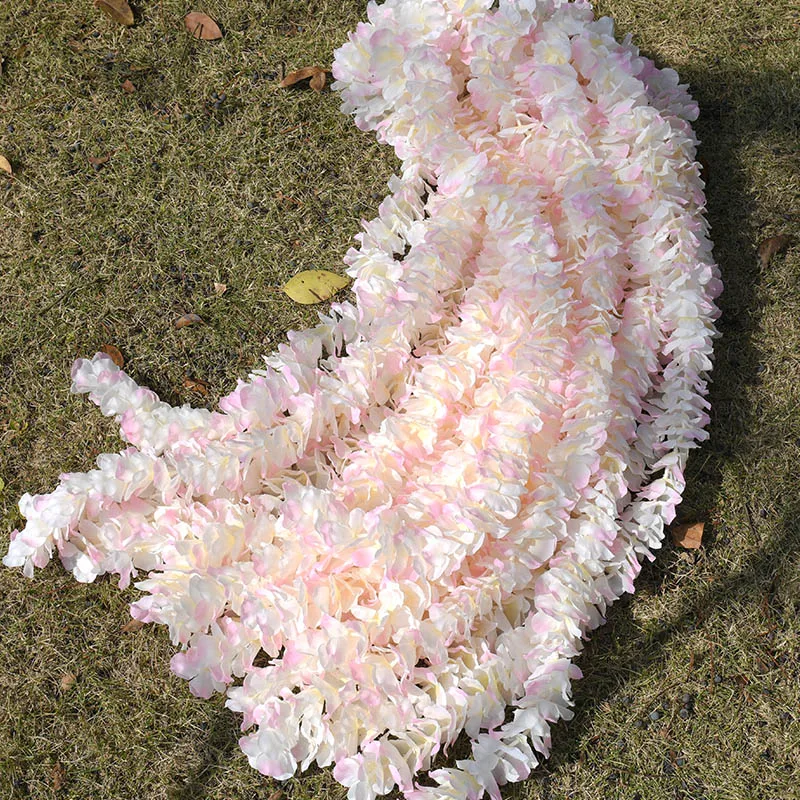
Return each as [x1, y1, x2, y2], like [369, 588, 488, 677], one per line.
[709, 641, 716, 688]
[40, 278, 101, 315]
[744, 501, 759, 540]
[0, 93, 53, 115]
[40, 285, 81, 315]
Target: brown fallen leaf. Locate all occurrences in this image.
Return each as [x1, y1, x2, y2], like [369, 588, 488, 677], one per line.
[88, 153, 111, 168]
[175, 313, 203, 329]
[183, 377, 210, 395]
[100, 344, 124, 368]
[267, 791, 285, 800]
[757, 234, 791, 269]
[309, 70, 326, 92]
[185, 12, 223, 41]
[59, 673, 77, 693]
[95, 0, 134, 27]
[671, 521, 704, 550]
[121, 78, 136, 94]
[213, 282, 227, 296]
[67, 39, 86, 52]
[275, 190, 301, 207]
[279, 66, 318, 87]
[121, 618, 145, 633]
[51, 762, 66, 791]
[0, 155, 12, 176]
[279, 66, 327, 90]
[152, 101, 182, 121]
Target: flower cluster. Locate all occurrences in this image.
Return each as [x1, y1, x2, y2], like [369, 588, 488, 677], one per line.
[4, 1, 720, 798]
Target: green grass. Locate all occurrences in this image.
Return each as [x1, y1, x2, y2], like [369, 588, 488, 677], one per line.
[0, 1, 798, 798]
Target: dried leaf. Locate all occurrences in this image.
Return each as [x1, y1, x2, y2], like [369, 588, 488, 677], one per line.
[275, 190, 301, 207]
[671, 521, 704, 550]
[152, 102, 182, 121]
[279, 66, 326, 89]
[88, 153, 111, 167]
[67, 39, 86, 52]
[121, 78, 136, 94]
[185, 12, 223, 41]
[183, 377, 210, 395]
[121, 618, 145, 633]
[279, 66, 318, 87]
[283, 270, 350, 305]
[51, 762, 66, 791]
[267, 792, 285, 800]
[213, 282, 227, 296]
[175, 313, 203, 329]
[100, 344, 124, 368]
[309, 70, 326, 92]
[0, 155, 12, 176]
[94, 0, 134, 27]
[59, 673, 77, 693]
[757, 234, 791, 269]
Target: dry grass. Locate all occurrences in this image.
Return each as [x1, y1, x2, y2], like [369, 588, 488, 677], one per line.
[1, 1, 798, 799]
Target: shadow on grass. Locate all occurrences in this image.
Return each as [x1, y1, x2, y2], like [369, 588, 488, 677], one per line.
[164, 62, 799, 800]
[170, 707, 242, 800]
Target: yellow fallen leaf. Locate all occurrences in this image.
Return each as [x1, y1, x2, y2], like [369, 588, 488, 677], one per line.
[0, 154, 12, 175]
[95, 0, 134, 27]
[283, 270, 350, 305]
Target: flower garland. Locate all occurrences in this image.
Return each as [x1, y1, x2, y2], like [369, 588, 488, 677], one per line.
[4, 1, 721, 798]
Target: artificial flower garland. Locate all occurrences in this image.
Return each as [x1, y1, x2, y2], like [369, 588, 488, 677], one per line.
[4, 0, 721, 798]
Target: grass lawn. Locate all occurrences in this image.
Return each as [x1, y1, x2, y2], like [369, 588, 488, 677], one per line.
[0, 1, 798, 798]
